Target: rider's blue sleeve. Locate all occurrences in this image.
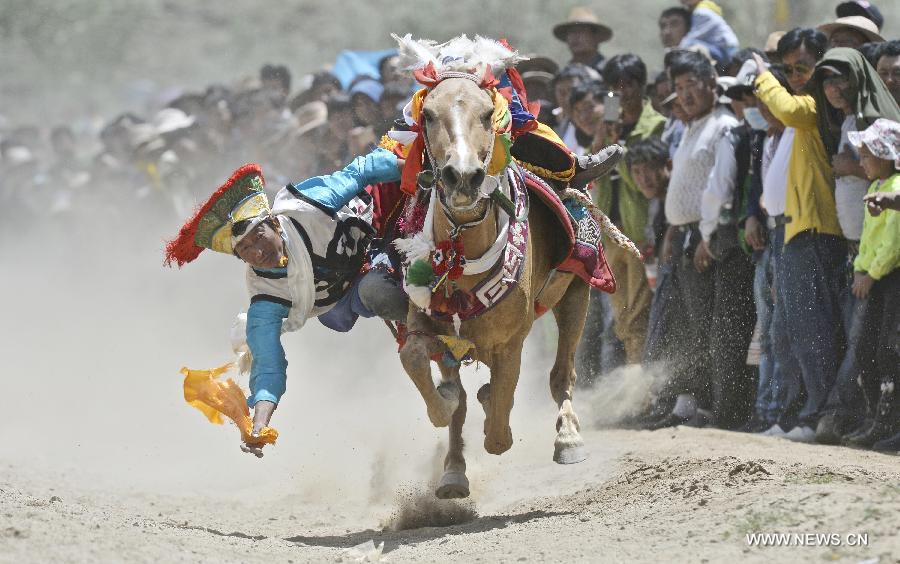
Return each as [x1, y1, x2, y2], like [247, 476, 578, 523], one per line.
[291, 147, 400, 213]
[245, 299, 291, 407]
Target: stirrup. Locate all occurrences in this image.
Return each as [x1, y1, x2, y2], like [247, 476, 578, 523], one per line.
[570, 144, 625, 190]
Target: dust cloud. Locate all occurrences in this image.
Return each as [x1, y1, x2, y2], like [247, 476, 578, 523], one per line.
[578, 363, 671, 428]
[0, 204, 607, 528]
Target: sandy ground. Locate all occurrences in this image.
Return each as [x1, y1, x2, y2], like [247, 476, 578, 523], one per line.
[2, 426, 898, 563]
[1, 218, 898, 564]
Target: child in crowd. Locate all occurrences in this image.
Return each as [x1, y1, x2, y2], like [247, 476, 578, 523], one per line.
[843, 118, 900, 451]
[629, 137, 671, 262]
[678, 0, 740, 67]
[627, 137, 675, 364]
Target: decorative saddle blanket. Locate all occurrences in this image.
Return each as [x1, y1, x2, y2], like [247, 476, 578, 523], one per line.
[391, 163, 617, 327]
[395, 166, 529, 325]
[521, 170, 616, 294]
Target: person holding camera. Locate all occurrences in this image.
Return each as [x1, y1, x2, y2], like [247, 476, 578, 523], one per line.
[569, 54, 666, 367]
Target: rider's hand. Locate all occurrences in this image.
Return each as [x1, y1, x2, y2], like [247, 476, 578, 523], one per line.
[240, 400, 276, 458]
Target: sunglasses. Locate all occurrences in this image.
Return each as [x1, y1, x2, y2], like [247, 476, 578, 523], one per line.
[777, 62, 813, 77]
[235, 223, 270, 252]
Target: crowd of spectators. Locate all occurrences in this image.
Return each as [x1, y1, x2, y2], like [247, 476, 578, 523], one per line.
[557, 1, 899, 455]
[0, 56, 414, 227]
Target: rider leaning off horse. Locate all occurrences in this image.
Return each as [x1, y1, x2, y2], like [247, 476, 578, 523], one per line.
[166, 63, 622, 457]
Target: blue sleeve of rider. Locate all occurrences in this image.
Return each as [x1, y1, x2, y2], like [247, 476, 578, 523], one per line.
[291, 147, 400, 213]
[246, 299, 290, 407]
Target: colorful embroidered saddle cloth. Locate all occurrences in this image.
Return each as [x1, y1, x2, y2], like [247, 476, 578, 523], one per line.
[392, 164, 616, 326]
[521, 170, 616, 294]
[417, 167, 530, 324]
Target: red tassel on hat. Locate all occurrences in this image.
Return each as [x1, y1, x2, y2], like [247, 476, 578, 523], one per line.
[164, 163, 264, 267]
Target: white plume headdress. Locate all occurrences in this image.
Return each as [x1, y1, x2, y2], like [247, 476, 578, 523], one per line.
[391, 33, 527, 78]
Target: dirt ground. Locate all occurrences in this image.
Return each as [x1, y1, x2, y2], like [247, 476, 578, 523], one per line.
[3, 425, 898, 563]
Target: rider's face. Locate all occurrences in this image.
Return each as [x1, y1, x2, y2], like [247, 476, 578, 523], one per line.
[234, 221, 285, 269]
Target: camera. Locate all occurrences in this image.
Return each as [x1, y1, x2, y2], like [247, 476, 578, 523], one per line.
[603, 92, 621, 123]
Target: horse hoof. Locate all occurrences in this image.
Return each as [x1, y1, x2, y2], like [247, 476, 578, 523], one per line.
[435, 471, 470, 499]
[427, 382, 459, 427]
[484, 428, 513, 455]
[553, 442, 588, 465]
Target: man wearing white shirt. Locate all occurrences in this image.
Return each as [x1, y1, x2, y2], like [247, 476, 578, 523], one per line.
[751, 69, 806, 437]
[651, 51, 755, 430]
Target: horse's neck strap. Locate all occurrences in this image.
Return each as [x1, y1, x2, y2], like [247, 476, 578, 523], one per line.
[440, 199, 492, 239]
[435, 71, 482, 84]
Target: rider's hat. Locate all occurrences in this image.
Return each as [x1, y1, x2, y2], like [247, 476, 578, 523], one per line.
[165, 164, 271, 266]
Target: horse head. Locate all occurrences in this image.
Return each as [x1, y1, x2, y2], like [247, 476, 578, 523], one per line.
[421, 76, 496, 215]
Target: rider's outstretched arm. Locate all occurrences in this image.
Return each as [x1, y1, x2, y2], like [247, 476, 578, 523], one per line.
[289, 147, 401, 212]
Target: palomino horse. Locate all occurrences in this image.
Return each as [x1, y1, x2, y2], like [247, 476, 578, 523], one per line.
[398, 74, 596, 499]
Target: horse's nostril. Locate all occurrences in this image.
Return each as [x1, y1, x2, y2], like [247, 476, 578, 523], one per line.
[442, 166, 461, 188]
[469, 169, 485, 190]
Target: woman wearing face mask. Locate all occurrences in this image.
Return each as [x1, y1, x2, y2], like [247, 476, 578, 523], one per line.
[810, 48, 900, 247]
[805, 47, 900, 443]
[722, 59, 799, 433]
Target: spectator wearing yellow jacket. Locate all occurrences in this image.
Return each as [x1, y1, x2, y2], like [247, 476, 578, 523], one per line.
[750, 29, 847, 442]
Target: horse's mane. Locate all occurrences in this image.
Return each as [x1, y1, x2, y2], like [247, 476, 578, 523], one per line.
[391, 33, 526, 76]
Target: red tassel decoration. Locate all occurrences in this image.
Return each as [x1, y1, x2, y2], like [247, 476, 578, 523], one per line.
[164, 163, 264, 267]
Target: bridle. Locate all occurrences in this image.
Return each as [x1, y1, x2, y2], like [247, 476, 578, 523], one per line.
[418, 75, 504, 235]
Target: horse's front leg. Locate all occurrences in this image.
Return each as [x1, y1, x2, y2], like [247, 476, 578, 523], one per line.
[399, 311, 459, 428]
[435, 371, 469, 499]
[480, 341, 524, 455]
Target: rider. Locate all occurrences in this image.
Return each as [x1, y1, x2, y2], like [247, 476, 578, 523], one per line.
[166, 148, 409, 456]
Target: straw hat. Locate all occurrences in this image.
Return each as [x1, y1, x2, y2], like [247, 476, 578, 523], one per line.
[553, 7, 613, 43]
[293, 101, 328, 137]
[818, 15, 885, 44]
[517, 55, 560, 77]
[764, 31, 786, 55]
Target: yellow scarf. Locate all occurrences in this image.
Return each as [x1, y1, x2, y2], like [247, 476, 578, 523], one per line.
[695, 0, 723, 16]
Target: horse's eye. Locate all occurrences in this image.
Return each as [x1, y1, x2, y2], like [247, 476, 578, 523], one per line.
[481, 109, 493, 124]
[422, 109, 435, 123]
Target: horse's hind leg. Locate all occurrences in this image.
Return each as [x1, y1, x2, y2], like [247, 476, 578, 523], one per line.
[436, 375, 469, 499]
[551, 279, 590, 464]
